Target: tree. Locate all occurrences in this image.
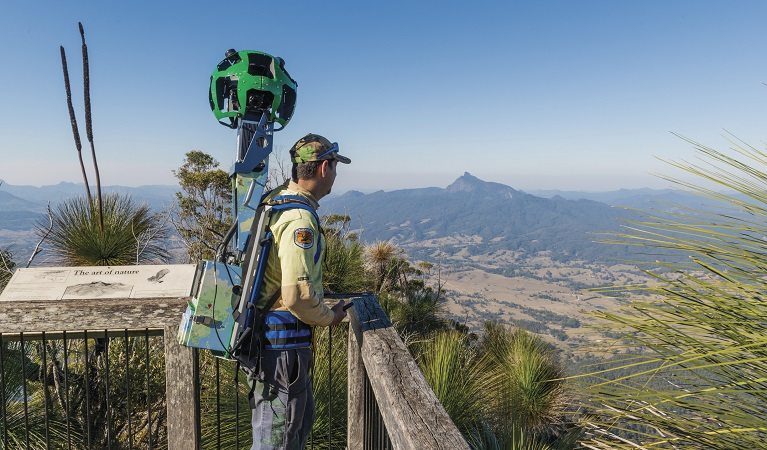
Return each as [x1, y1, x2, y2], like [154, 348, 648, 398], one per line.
[173, 151, 232, 262]
[27, 194, 169, 446]
[367, 241, 399, 294]
[413, 323, 580, 450]
[581, 137, 767, 448]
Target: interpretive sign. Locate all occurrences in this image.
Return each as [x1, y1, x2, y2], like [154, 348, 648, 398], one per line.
[0, 264, 198, 301]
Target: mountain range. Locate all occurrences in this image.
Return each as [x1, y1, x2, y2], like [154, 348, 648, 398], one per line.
[322, 173, 644, 263]
[0, 181, 178, 210]
[0, 175, 715, 264]
[529, 187, 724, 212]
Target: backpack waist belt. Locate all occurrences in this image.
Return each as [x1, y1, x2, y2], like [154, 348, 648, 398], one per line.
[263, 311, 312, 350]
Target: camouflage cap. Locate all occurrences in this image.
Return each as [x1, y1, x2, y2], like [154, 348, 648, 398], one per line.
[290, 133, 351, 164]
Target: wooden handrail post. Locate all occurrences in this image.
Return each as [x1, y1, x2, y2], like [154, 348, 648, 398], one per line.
[347, 322, 365, 447]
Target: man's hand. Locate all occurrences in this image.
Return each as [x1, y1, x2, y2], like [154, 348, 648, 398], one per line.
[329, 300, 347, 326]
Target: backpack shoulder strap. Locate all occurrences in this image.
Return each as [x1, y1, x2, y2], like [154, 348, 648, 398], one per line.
[260, 286, 282, 313]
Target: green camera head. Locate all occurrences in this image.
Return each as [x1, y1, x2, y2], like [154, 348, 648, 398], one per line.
[209, 49, 298, 128]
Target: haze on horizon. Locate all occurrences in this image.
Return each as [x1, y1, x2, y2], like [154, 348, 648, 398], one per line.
[1, 1, 766, 192]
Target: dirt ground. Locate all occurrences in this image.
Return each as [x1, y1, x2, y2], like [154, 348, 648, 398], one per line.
[415, 248, 657, 357]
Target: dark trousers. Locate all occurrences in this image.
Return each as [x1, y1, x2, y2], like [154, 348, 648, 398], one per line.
[250, 347, 314, 450]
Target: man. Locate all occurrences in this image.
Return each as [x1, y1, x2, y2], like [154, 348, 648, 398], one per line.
[250, 133, 351, 449]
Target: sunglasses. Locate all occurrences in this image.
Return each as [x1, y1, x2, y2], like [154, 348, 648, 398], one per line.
[315, 142, 340, 160]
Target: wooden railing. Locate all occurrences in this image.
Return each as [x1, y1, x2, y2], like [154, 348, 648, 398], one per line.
[0, 294, 468, 449]
[346, 295, 469, 450]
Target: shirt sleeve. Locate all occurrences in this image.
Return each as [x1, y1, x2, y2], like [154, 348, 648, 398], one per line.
[275, 215, 334, 326]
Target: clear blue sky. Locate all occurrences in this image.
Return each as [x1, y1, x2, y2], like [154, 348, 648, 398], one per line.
[1, 0, 766, 192]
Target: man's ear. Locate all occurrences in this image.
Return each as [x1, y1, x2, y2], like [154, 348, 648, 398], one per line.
[319, 159, 331, 177]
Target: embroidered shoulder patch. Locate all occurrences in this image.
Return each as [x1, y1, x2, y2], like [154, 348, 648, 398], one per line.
[293, 228, 314, 249]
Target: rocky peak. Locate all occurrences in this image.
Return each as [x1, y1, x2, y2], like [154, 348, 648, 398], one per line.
[446, 172, 516, 195]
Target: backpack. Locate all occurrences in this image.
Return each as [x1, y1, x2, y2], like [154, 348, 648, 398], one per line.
[177, 191, 321, 370]
[230, 193, 322, 367]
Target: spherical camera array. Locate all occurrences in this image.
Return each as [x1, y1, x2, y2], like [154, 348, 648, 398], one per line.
[209, 49, 298, 128]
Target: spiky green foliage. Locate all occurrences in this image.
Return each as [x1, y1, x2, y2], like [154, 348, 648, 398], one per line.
[198, 355, 251, 448]
[416, 331, 492, 433]
[1, 341, 70, 449]
[173, 151, 231, 262]
[365, 241, 449, 335]
[384, 286, 448, 336]
[309, 325, 349, 449]
[367, 241, 400, 293]
[478, 322, 578, 449]
[467, 421, 556, 450]
[582, 137, 767, 448]
[482, 323, 565, 432]
[41, 194, 168, 266]
[322, 214, 370, 293]
[412, 323, 578, 450]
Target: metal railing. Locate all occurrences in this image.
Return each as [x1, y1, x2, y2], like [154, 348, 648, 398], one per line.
[195, 324, 348, 449]
[0, 330, 166, 449]
[362, 367, 393, 450]
[0, 294, 467, 449]
[0, 328, 348, 449]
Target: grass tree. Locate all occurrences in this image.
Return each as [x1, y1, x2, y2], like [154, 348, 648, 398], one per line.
[365, 241, 450, 336]
[476, 322, 580, 449]
[580, 137, 767, 448]
[322, 214, 370, 293]
[367, 241, 399, 293]
[416, 330, 493, 434]
[49, 22, 169, 268]
[41, 194, 168, 266]
[414, 323, 579, 449]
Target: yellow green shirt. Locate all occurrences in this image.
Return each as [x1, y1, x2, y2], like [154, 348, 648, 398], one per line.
[257, 181, 335, 326]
